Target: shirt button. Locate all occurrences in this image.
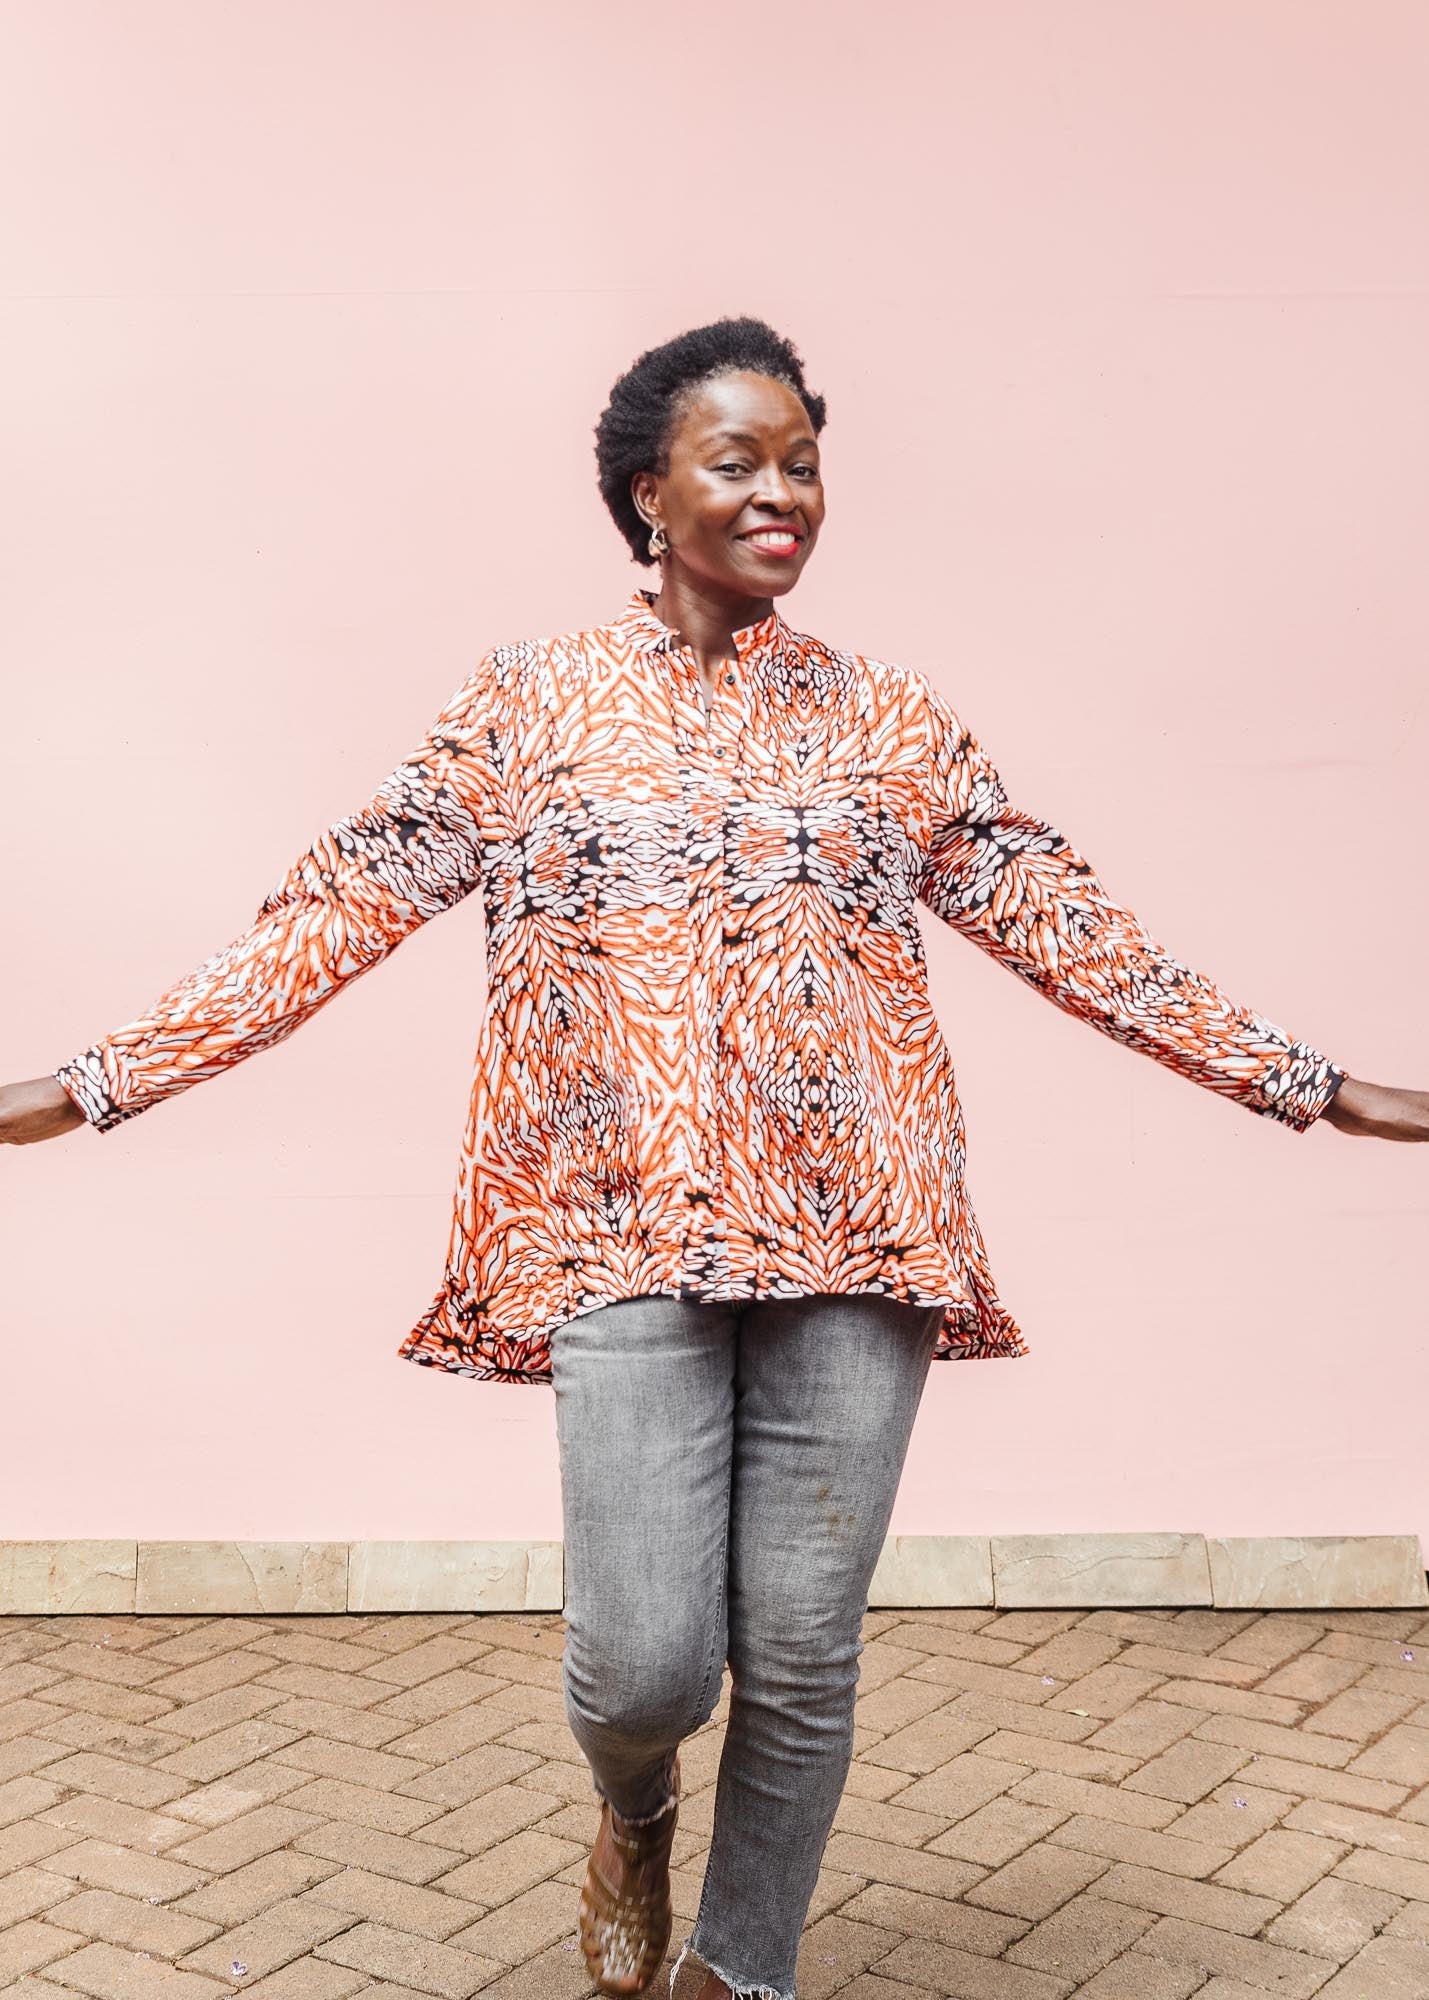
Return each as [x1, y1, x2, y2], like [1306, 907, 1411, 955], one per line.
[724, 671, 735, 685]
[713, 745, 725, 757]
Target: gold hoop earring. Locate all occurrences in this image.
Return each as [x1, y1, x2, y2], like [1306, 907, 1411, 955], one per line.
[647, 523, 669, 559]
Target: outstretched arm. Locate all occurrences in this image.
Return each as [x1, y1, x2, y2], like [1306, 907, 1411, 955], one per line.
[3, 653, 506, 1143]
[912, 677, 1425, 1139]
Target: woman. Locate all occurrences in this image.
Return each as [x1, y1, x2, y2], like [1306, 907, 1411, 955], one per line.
[3, 316, 1425, 2000]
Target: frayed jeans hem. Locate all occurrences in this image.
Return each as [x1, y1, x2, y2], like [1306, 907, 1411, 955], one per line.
[670, 1936, 796, 2000]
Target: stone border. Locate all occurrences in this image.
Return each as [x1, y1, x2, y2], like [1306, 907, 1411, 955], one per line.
[0, 1534, 1424, 1616]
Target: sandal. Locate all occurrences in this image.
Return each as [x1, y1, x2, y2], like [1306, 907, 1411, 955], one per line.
[578, 1752, 681, 1996]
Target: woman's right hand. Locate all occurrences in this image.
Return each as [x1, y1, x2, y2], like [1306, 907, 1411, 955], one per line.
[0, 1077, 87, 1145]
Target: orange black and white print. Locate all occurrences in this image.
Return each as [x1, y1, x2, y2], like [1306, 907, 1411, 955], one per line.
[56, 588, 1345, 1382]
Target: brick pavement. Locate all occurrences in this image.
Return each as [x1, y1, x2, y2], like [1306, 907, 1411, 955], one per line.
[2, 1604, 1428, 1997]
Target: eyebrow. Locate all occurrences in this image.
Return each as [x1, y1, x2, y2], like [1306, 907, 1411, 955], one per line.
[705, 428, 819, 452]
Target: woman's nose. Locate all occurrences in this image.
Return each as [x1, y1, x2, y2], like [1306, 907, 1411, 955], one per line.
[754, 469, 796, 509]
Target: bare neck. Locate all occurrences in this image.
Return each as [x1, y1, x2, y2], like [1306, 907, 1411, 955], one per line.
[650, 572, 773, 677]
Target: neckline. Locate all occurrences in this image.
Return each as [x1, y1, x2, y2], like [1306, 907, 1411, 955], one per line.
[616, 587, 789, 664]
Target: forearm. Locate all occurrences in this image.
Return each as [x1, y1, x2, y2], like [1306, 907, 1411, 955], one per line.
[1320, 1076, 1429, 1141]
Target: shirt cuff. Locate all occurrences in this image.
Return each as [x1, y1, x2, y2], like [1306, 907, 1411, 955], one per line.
[1248, 1042, 1348, 1132]
[54, 1049, 145, 1134]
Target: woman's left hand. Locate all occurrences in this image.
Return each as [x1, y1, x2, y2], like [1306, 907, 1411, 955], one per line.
[1322, 1077, 1429, 1141]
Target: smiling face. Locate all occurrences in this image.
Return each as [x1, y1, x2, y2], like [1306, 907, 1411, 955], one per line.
[630, 370, 825, 605]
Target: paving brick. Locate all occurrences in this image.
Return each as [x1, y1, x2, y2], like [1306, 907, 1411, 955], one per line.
[152, 1720, 304, 1783]
[413, 1780, 561, 1856]
[44, 1838, 208, 1901]
[822, 1830, 991, 1899]
[1131, 1914, 1333, 1996]
[1303, 1687, 1418, 1742]
[871, 1934, 1075, 1997]
[1002, 1892, 1155, 1979]
[962, 1842, 1109, 1921]
[371, 1671, 511, 1727]
[1089, 1861, 1279, 1934]
[0, 1863, 75, 1924]
[314, 1919, 501, 1996]
[173, 1850, 342, 1925]
[1045, 1812, 1232, 1877]
[155, 1688, 290, 1740]
[0, 1918, 86, 1979]
[1009, 1769, 1181, 1829]
[1114, 1644, 1271, 1686]
[294, 1821, 466, 1884]
[1285, 1796, 1429, 1864]
[867, 1753, 1027, 1822]
[1313, 1937, 1429, 1996]
[38, 1796, 196, 1850]
[835, 1882, 1025, 1957]
[1193, 1711, 1360, 1766]
[1235, 1752, 1412, 1810]
[831, 1979, 946, 2000]
[231, 1961, 367, 1999]
[1066, 1961, 1204, 1999]
[392, 1743, 541, 1808]
[1259, 1654, 1366, 1701]
[438, 1826, 583, 1905]
[32, 1937, 231, 1995]
[0, 1730, 68, 1780]
[1334, 1846, 1429, 1899]
[1383, 1899, 1429, 1940]
[268, 1736, 433, 1793]
[178, 1894, 356, 1980]
[792, 1910, 920, 2000]
[833, 1791, 959, 1847]
[857, 1703, 995, 1775]
[1348, 1723, 1429, 1786]
[300, 1865, 487, 1936]
[40, 1752, 192, 1811]
[275, 1776, 444, 1837]
[0, 1772, 67, 1822]
[0, 1813, 81, 1868]
[259, 1699, 414, 1749]
[1210, 1825, 1345, 1902]
[163, 1763, 310, 1827]
[855, 1675, 956, 1736]
[1164, 1780, 1292, 1849]
[166, 1803, 324, 1871]
[42, 1886, 220, 1955]
[1266, 1872, 1404, 1960]
[1043, 1664, 1167, 1719]
[443, 1879, 581, 1962]
[1122, 1738, 1251, 1803]
[925, 1798, 1069, 1866]
[960, 1731, 1140, 1783]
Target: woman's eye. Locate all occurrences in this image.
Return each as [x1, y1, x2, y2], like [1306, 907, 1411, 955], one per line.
[716, 462, 748, 475]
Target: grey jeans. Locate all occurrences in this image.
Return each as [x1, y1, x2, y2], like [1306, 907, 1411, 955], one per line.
[551, 1290, 943, 2000]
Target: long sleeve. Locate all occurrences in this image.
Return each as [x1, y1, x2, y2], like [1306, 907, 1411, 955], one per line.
[56, 653, 508, 1133]
[912, 677, 1345, 1132]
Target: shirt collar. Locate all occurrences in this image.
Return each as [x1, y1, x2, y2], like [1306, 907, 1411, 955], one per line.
[613, 587, 791, 666]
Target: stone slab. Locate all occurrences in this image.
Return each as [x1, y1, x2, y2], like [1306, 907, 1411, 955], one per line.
[135, 1542, 348, 1613]
[347, 1540, 563, 1612]
[869, 1535, 994, 1607]
[0, 1541, 137, 1614]
[1207, 1536, 1428, 1609]
[991, 1534, 1213, 1607]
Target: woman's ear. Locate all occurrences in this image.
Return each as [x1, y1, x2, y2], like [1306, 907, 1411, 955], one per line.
[630, 470, 659, 530]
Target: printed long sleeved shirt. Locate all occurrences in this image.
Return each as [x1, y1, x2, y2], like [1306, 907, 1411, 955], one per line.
[56, 588, 1346, 1382]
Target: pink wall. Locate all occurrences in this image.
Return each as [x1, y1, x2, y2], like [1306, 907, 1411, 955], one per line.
[3, 4, 1426, 1553]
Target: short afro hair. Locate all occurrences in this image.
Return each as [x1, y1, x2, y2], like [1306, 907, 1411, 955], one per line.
[595, 315, 827, 566]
